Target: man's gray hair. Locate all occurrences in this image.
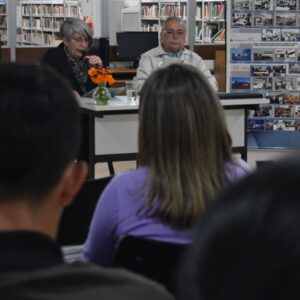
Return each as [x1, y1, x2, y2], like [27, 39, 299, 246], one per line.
[60, 18, 92, 41]
[161, 17, 186, 33]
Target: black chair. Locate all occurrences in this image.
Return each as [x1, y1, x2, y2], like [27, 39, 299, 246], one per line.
[57, 176, 113, 246]
[112, 235, 189, 294]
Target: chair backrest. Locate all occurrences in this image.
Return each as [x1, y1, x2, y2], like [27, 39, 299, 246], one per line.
[112, 235, 189, 294]
[57, 176, 113, 246]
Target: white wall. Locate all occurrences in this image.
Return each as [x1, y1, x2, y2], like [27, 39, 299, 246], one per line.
[81, 0, 102, 37]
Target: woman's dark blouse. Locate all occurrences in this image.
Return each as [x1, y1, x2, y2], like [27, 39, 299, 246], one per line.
[42, 43, 96, 96]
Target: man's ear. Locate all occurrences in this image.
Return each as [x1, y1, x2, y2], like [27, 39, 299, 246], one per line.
[59, 161, 88, 207]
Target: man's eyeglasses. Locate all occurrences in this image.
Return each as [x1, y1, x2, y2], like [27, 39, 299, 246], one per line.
[163, 30, 186, 37]
[71, 36, 91, 45]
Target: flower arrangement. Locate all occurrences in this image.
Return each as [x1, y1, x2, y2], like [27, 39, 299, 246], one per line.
[88, 67, 115, 86]
[88, 67, 115, 105]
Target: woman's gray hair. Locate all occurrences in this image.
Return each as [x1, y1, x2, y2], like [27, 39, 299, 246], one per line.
[60, 18, 92, 41]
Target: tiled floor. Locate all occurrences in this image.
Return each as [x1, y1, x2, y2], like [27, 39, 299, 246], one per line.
[94, 149, 299, 178]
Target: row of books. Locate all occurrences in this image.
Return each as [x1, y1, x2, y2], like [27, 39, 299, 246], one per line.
[160, 4, 187, 18]
[141, 5, 158, 19]
[196, 25, 225, 42]
[17, 31, 59, 45]
[21, 4, 78, 16]
[141, 22, 160, 31]
[203, 2, 225, 19]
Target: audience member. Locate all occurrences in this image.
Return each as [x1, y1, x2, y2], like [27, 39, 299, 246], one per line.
[179, 157, 300, 300]
[134, 17, 218, 91]
[42, 18, 102, 98]
[83, 64, 250, 267]
[0, 63, 173, 300]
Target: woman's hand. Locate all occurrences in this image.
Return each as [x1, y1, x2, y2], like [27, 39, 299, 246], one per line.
[84, 55, 103, 68]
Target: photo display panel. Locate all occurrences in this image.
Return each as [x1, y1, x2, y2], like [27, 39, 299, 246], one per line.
[227, 0, 300, 147]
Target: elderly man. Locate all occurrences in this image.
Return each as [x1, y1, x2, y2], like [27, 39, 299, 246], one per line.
[134, 17, 218, 91]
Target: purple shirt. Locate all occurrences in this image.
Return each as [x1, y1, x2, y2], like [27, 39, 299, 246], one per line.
[82, 160, 251, 267]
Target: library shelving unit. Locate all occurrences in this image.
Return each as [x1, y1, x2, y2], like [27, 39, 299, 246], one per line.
[17, 0, 81, 46]
[0, 0, 7, 46]
[141, 0, 187, 32]
[195, 0, 225, 44]
[140, 0, 225, 44]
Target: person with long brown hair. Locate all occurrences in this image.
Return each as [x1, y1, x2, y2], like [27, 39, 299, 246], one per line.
[83, 64, 251, 267]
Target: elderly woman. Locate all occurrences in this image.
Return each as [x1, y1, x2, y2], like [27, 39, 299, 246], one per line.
[42, 18, 102, 98]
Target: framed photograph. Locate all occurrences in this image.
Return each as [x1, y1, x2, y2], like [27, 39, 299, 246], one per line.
[293, 105, 300, 116]
[254, 0, 274, 10]
[252, 77, 273, 89]
[262, 29, 281, 41]
[276, 0, 296, 10]
[231, 77, 251, 89]
[275, 13, 297, 26]
[267, 93, 284, 104]
[281, 29, 300, 41]
[275, 48, 296, 62]
[253, 105, 274, 117]
[265, 120, 274, 130]
[254, 13, 274, 26]
[286, 77, 297, 90]
[295, 120, 300, 131]
[274, 119, 295, 131]
[248, 118, 265, 130]
[272, 65, 286, 76]
[232, 0, 251, 10]
[274, 77, 287, 89]
[275, 105, 293, 117]
[282, 93, 300, 104]
[231, 48, 252, 62]
[251, 65, 273, 76]
[289, 63, 300, 74]
[253, 48, 274, 61]
[232, 13, 252, 26]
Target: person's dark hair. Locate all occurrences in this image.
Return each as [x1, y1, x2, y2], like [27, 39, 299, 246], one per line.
[138, 64, 232, 229]
[179, 156, 300, 300]
[0, 63, 81, 201]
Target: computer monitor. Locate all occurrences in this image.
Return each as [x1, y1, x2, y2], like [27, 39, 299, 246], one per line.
[116, 31, 159, 68]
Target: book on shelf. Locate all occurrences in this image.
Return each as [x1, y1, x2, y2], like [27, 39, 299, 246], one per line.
[211, 27, 225, 42]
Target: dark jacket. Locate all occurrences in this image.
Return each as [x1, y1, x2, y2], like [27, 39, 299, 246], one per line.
[42, 43, 96, 96]
[0, 231, 174, 300]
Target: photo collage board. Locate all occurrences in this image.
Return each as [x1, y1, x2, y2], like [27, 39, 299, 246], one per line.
[227, 0, 300, 133]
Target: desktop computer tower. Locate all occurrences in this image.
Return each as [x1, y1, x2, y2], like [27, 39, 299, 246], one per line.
[93, 37, 110, 68]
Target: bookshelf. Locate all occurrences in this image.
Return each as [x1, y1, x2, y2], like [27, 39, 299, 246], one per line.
[195, 0, 225, 44]
[140, 0, 187, 32]
[17, 0, 81, 46]
[0, 0, 7, 46]
[140, 0, 225, 44]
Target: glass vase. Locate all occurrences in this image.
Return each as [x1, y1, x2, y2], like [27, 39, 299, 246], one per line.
[92, 83, 112, 105]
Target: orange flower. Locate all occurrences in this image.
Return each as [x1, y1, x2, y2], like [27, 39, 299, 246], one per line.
[88, 67, 116, 85]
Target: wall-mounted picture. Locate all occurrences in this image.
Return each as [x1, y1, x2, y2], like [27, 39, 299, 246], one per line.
[251, 65, 273, 76]
[253, 48, 274, 61]
[297, 50, 300, 61]
[294, 105, 300, 116]
[254, 0, 274, 10]
[273, 65, 287, 76]
[289, 63, 300, 74]
[231, 48, 252, 62]
[253, 105, 274, 117]
[275, 13, 297, 26]
[248, 119, 265, 130]
[261, 28, 281, 41]
[281, 29, 300, 41]
[286, 77, 297, 90]
[296, 77, 300, 90]
[275, 105, 293, 117]
[232, 0, 251, 10]
[282, 93, 300, 104]
[254, 13, 274, 26]
[294, 120, 300, 131]
[267, 93, 284, 104]
[265, 120, 274, 130]
[273, 119, 295, 131]
[252, 77, 273, 89]
[275, 48, 296, 62]
[232, 13, 252, 26]
[231, 76, 251, 89]
[274, 77, 287, 89]
[276, 0, 296, 10]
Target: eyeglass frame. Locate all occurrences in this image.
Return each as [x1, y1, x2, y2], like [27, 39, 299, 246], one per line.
[70, 35, 92, 45]
[162, 30, 186, 37]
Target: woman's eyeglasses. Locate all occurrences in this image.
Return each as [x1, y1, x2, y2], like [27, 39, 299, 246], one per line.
[71, 36, 91, 45]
